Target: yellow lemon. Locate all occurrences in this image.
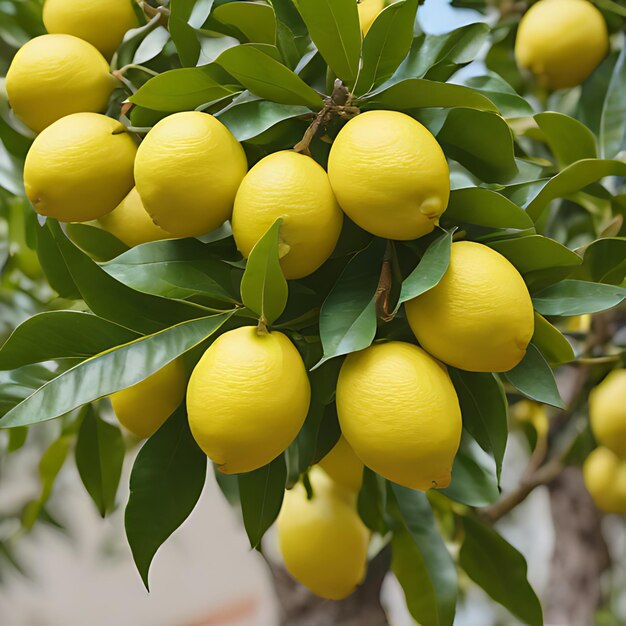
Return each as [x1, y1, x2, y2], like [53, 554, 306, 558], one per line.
[6, 34, 116, 133]
[134, 112, 247, 238]
[277, 468, 369, 600]
[187, 327, 310, 474]
[43, 0, 138, 60]
[583, 447, 626, 515]
[327, 110, 449, 240]
[515, 0, 609, 90]
[111, 359, 187, 439]
[358, 0, 385, 34]
[24, 112, 137, 222]
[405, 241, 534, 373]
[564, 314, 592, 334]
[99, 188, 171, 247]
[232, 151, 343, 279]
[511, 400, 549, 438]
[319, 436, 364, 492]
[336, 341, 462, 491]
[589, 369, 626, 459]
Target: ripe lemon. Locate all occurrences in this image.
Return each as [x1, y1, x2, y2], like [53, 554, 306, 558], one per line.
[277, 468, 369, 600]
[99, 188, 170, 247]
[336, 341, 462, 491]
[583, 447, 626, 515]
[405, 241, 534, 373]
[134, 112, 247, 238]
[327, 110, 449, 240]
[111, 359, 187, 439]
[43, 0, 138, 60]
[515, 0, 609, 90]
[24, 112, 137, 222]
[511, 400, 549, 438]
[6, 34, 115, 133]
[358, 0, 385, 34]
[589, 370, 626, 459]
[319, 436, 364, 492]
[187, 327, 310, 473]
[232, 151, 343, 279]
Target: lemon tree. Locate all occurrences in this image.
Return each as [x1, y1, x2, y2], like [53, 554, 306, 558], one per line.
[0, 0, 625, 624]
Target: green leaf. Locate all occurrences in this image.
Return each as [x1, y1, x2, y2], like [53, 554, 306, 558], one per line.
[357, 468, 386, 534]
[216, 44, 323, 109]
[460, 516, 543, 626]
[65, 223, 129, 262]
[292, 0, 361, 84]
[449, 370, 507, 481]
[169, 0, 214, 66]
[574, 237, 626, 285]
[535, 112, 597, 167]
[354, 0, 419, 96]
[398, 229, 452, 305]
[75, 407, 125, 517]
[271, 0, 306, 35]
[46, 220, 205, 334]
[532, 280, 626, 316]
[0, 313, 231, 428]
[464, 73, 534, 117]
[36, 221, 80, 300]
[125, 406, 207, 589]
[438, 109, 518, 183]
[316, 239, 386, 366]
[363, 79, 497, 113]
[389, 484, 457, 626]
[532, 312, 575, 366]
[240, 218, 288, 325]
[600, 44, 626, 159]
[212, 2, 276, 44]
[286, 401, 325, 485]
[504, 344, 565, 409]
[0, 311, 139, 370]
[238, 454, 286, 549]
[132, 25, 171, 64]
[129, 66, 238, 112]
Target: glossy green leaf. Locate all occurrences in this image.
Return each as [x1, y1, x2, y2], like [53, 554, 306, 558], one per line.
[169, 0, 213, 66]
[238, 454, 286, 549]
[316, 239, 386, 367]
[357, 468, 386, 534]
[535, 112, 597, 167]
[574, 237, 626, 285]
[532, 280, 626, 316]
[240, 218, 288, 325]
[532, 312, 575, 366]
[354, 0, 419, 96]
[271, 0, 306, 35]
[75, 407, 125, 517]
[389, 484, 457, 626]
[449, 370, 508, 481]
[398, 229, 452, 305]
[600, 44, 626, 159]
[125, 406, 207, 589]
[36, 221, 80, 300]
[212, 2, 276, 44]
[216, 44, 323, 109]
[0, 311, 139, 370]
[292, 0, 361, 84]
[460, 516, 543, 626]
[504, 344, 565, 409]
[65, 223, 129, 262]
[129, 66, 238, 112]
[465, 73, 534, 117]
[132, 25, 170, 64]
[0, 313, 231, 428]
[286, 401, 325, 486]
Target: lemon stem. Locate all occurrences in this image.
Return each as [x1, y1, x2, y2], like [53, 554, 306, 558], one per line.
[257, 317, 269, 335]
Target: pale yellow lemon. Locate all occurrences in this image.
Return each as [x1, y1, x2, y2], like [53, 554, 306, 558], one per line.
[327, 110, 449, 240]
[511, 400, 549, 438]
[336, 341, 462, 491]
[277, 468, 369, 600]
[589, 370, 626, 459]
[99, 188, 171, 247]
[515, 0, 609, 90]
[232, 151, 343, 279]
[405, 241, 534, 373]
[6, 34, 115, 133]
[319, 436, 364, 492]
[134, 112, 247, 238]
[111, 359, 187, 439]
[583, 447, 626, 515]
[358, 0, 385, 34]
[43, 0, 138, 60]
[24, 112, 137, 222]
[187, 327, 310, 474]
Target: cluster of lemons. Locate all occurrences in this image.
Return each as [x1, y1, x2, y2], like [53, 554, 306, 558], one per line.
[4, 0, 613, 601]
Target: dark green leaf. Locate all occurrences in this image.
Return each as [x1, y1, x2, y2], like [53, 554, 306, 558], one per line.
[357, 468, 386, 534]
[125, 406, 207, 589]
[169, 0, 213, 66]
[460, 516, 543, 626]
[212, 2, 276, 44]
[238, 454, 287, 548]
[532, 313, 575, 366]
[7, 426, 28, 452]
[65, 223, 129, 262]
[574, 237, 626, 285]
[535, 112, 597, 167]
[504, 344, 565, 409]
[75, 407, 125, 517]
[240, 218, 288, 325]
[532, 280, 626, 316]
[600, 44, 626, 159]
[465, 73, 534, 117]
[36, 221, 80, 300]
